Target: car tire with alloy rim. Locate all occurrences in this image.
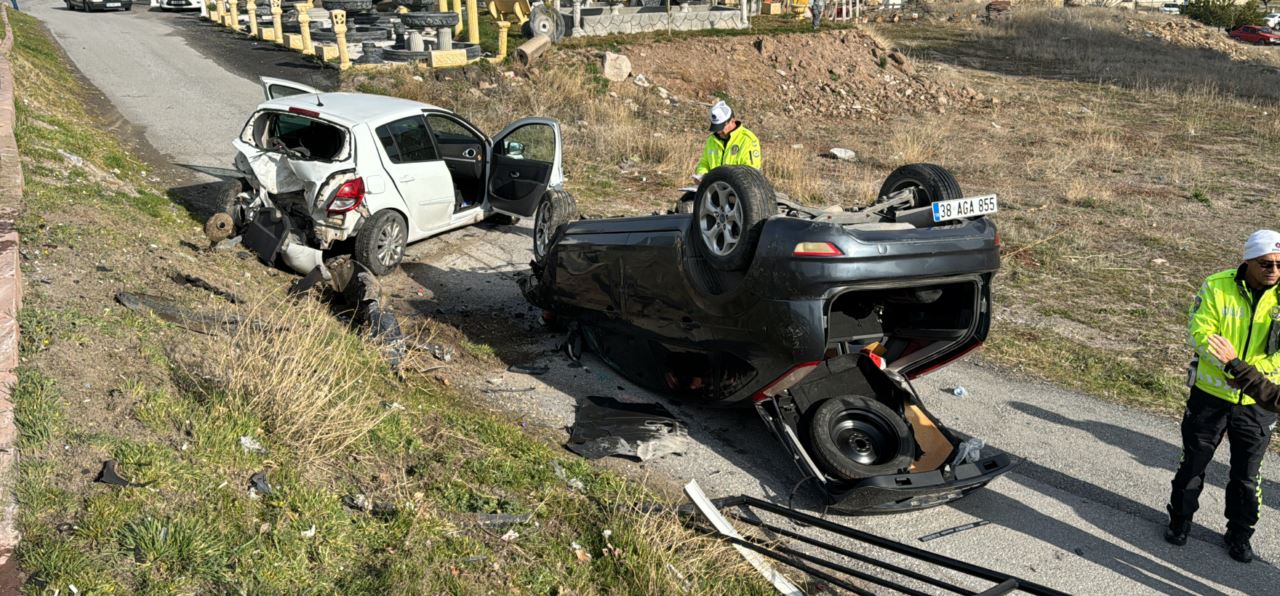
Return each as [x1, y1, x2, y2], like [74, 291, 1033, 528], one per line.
[533, 188, 578, 264]
[876, 163, 962, 210]
[808, 395, 916, 482]
[691, 165, 772, 272]
[354, 209, 408, 276]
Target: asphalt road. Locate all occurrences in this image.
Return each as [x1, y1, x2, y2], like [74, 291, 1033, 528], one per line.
[23, 3, 1280, 592]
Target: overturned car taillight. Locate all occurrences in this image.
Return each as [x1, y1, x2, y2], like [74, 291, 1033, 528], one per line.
[793, 242, 843, 257]
[752, 361, 821, 403]
[327, 177, 365, 214]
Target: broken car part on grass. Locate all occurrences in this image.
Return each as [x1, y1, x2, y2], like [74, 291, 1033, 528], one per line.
[94, 460, 152, 488]
[522, 164, 1011, 513]
[565, 396, 691, 462]
[677, 490, 1068, 596]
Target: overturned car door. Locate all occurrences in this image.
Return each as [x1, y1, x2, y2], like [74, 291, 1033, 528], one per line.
[259, 76, 321, 100]
[486, 118, 563, 218]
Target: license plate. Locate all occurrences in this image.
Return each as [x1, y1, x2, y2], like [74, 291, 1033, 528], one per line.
[932, 194, 998, 222]
[106, 2, 121, 5]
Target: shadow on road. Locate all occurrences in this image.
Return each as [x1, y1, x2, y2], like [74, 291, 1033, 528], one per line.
[1009, 401, 1280, 512]
[397, 234, 818, 508]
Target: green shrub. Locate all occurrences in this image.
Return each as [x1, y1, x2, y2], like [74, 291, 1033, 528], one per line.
[1185, 0, 1265, 29]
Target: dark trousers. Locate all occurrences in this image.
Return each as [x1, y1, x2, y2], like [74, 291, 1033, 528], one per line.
[1169, 387, 1277, 537]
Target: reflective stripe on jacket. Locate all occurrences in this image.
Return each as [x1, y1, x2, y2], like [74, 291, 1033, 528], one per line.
[694, 123, 762, 175]
[1188, 265, 1280, 405]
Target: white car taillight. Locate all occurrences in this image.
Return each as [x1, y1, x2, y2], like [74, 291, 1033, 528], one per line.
[327, 177, 365, 214]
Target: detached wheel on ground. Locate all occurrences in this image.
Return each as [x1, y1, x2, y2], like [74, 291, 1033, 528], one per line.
[533, 188, 578, 264]
[808, 396, 916, 482]
[354, 210, 408, 276]
[691, 166, 773, 272]
[877, 163, 962, 209]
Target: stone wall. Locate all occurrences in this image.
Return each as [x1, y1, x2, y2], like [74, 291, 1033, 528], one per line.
[571, 4, 749, 36]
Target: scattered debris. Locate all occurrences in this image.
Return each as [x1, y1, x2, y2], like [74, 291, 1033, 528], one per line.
[1151, 258, 1168, 266]
[469, 512, 534, 529]
[421, 342, 455, 362]
[552, 461, 586, 491]
[115, 292, 251, 335]
[571, 541, 592, 562]
[508, 364, 550, 376]
[946, 386, 969, 398]
[239, 435, 265, 453]
[94, 460, 149, 488]
[826, 148, 856, 161]
[633, 73, 652, 87]
[566, 396, 691, 462]
[342, 493, 398, 518]
[57, 149, 85, 167]
[483, 387, 535, 394]
[172, 272, 242, 304]
[950, 437, 985, 466]
[248, 471, 274, 496]
[301, 524, 318, 538]
[500, 529, 520, 542]
[918, 520, 990, 543]
[602, 51, 632, 82]
[213, 236, 243, 252]
[684, 480, 803, 595]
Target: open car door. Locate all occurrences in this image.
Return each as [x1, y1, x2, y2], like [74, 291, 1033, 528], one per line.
[486, 117, 563, 218]
[259, 76, 321, 101]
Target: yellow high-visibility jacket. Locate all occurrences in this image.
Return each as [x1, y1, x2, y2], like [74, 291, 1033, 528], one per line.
[694, 124, 762, 175]
[1188, 265, 1280, 405]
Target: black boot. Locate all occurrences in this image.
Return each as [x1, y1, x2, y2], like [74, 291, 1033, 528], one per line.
[1224, 529, 1254, 563]
[1164, 505, 1190, 546]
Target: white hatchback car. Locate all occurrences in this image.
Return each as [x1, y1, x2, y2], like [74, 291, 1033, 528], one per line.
[221, 77, 572, 275]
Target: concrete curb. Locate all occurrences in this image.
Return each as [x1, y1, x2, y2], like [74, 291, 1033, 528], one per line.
[0, 5, 22, 594]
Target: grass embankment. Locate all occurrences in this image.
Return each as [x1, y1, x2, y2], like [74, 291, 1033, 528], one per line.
[358, 5, 1280, 416]
[9, 10, 764, 593]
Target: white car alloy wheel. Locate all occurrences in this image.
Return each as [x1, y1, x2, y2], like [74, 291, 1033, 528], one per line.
[534, 199, 554, 260]
[698, 180, 744, 258]
[375, 217, 405, 268]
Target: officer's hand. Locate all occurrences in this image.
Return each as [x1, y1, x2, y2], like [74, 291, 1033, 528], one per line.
[1207, 334, 1237, 363]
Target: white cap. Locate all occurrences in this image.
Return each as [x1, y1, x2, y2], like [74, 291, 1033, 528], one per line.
[709, 100, 733, 133]
[1243, 229, 1280, 261]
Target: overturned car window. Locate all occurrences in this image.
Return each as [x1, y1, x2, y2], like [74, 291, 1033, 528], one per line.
[253, 112, 347, 161]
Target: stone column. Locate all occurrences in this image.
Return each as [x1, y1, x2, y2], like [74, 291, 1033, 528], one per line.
[246, 0, 258, 36]
[297, 3, 314, 55]
[466, 0, 479, 44]
[229, 0, 241, 31]
[332, 9, 351, 70]
[271, 0, 284, 45]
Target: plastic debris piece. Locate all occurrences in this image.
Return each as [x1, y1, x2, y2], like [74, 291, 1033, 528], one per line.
[94, 460, 149, 487]
[240, 435, 265, 453]
[946, 386, 969, 398]
[571, 541, 592, 562]
[342, 493, 371, 512]
[249, 471, 274, 496]
[301, 524, 317, 538]
[684, 480, 802, 595]
[566, 396, 691, 462]
[500, 529, 519, 542]
[508, 364, 550, 376]
[918, 520, 990, 543]
[469, 512, 533, 528]
[552, 461, 586, 491]
[827, 148, 857, 161]
[950, 437, 985, 466]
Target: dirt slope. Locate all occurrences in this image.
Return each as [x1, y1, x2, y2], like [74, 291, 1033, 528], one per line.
[623, 30, 988, 120]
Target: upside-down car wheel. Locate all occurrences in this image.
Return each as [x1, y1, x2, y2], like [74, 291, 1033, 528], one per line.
[808, 395, 916, 482]
[876, 163, 963, 210]
[691, 166, 773, 272]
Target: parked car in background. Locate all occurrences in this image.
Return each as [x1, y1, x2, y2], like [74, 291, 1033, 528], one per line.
[1159, 2, 1181, 15]
[1264, 12, 1280, 28]
[158, 0, 201, 10]
[64, 0, 133, 11]
[1228, 24, 1280, 45]
[213, 77, 567, 276]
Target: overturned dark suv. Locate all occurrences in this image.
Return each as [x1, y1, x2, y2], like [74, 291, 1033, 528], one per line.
[521, 164, 1012, 513]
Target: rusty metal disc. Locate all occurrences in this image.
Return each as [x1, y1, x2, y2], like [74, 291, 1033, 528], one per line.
[205, 212, 235, 243]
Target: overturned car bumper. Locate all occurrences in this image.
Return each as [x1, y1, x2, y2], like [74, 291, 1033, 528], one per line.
[754, 396, 1016, 513]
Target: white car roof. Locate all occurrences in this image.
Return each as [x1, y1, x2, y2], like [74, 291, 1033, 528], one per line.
[258, 92, 449, 128]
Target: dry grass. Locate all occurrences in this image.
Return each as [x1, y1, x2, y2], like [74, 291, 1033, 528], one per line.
[189, 295, 391, 464]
